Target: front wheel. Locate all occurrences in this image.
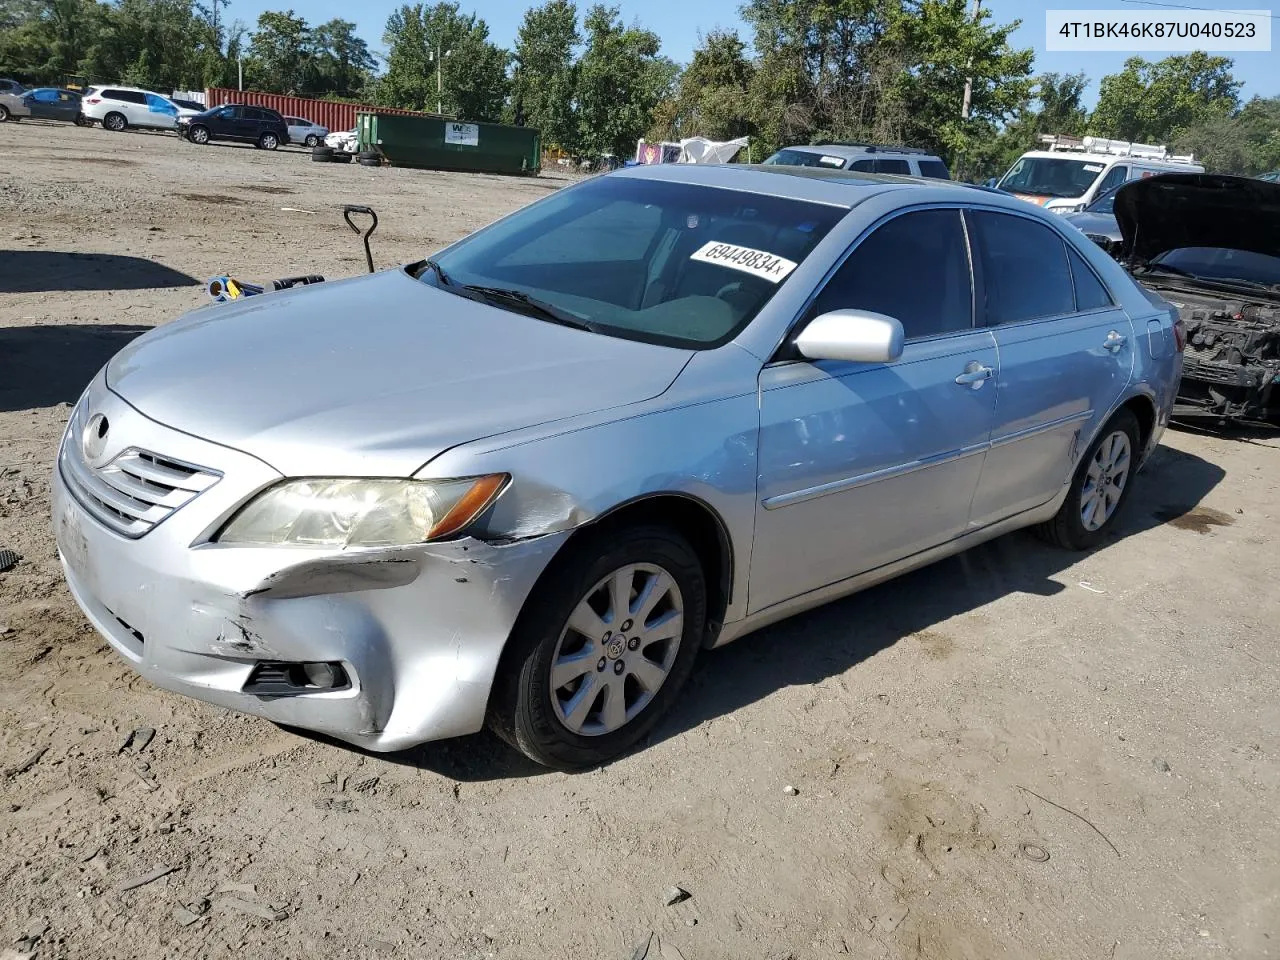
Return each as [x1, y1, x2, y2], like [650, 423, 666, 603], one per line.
[258, 132, 279, 150]
[0, 105, 10, 122]
[305, 134, 319, 147]
[188, 124, 210, 144]
[1035, 408, 1141, 550]
[490, 527, 706, 770]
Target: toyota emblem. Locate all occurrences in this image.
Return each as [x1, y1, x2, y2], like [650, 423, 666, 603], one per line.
[81, 413, 110, 464]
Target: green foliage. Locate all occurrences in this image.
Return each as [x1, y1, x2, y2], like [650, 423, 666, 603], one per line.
[379, 2, 509, 120]
[1173, 95, 1280, 175]
[1090, 52, 1240, 144]
[575, 4, 676, 157]
[650, 28, 754, 141]
[510, 0, 579, 147]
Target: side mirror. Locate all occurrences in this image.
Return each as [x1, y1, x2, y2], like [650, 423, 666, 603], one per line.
[794, 309, 905, 364]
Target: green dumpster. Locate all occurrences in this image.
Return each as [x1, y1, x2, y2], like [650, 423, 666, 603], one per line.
[357, 113, 541, 175]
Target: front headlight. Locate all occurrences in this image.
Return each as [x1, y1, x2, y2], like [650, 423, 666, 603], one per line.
[217, 475, 508, 547]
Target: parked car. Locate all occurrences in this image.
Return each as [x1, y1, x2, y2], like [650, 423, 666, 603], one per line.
[81, 86, 189, 132]
[52, 164, 1182, 770]
[325, 127, 358, 153]
[1063, 183, 1123, 251]
[285, 115, 329, 147]
[0, 87, 85, 123]
[763, 142, 952, 179]
[170, 98, 206, 113]
[179, 104, 290, 150]
[1116, 172, 1280, 424]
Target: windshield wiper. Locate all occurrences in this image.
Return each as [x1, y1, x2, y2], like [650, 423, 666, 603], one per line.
[1138, 262, 1198, 279]
[456, 284, 599, 332]
[419, 258, 453, 286]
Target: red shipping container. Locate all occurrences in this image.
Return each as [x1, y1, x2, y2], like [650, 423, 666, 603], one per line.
[204, 88, 444, 133]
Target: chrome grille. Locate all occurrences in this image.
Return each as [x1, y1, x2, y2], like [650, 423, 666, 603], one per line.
[60, 439, 221, 538]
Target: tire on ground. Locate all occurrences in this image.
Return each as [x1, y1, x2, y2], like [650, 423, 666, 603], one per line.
[1034, 407, 1142, 551]
[331, 152, 353, 164]
[311, 145, 334, 162]
[489, 524, 706, 771]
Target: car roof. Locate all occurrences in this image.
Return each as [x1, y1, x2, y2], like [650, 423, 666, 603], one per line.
[614, 162, 1031, 211]
[1015, 150, 1192, 168]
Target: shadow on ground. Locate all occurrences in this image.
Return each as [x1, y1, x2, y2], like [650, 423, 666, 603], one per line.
[287, 444, 1226, 781]
[0, 324, 150, 412]
[0, 251, 197, 293]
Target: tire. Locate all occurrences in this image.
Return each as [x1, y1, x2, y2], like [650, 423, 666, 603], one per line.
[305, 134, 320, 147]
[331, 151, 352, 164]
[257, 131, 279, 151]
[358, 156, 381, 167]
[103, 112, 127, 132]
[489, 525, 706, 771]
[0, 105, 9, 122]
[311, 145, 333, 162]
[1034, 408, 1141, 550]
[188, 124, 210, 145]
[357, 150, 379, 161]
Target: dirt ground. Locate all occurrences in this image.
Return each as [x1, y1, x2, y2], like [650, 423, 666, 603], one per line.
[1, 121, 1278, 960]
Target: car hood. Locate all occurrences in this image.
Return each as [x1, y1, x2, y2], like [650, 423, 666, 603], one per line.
[1115, 173, 1280, 263]
[106, 269, 694, 477]
[1063, 211, 1120, 240]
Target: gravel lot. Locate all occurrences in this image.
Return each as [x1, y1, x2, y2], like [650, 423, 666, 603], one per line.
[2, 121, 1278, 960]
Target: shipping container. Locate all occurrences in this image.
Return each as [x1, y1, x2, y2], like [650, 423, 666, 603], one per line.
[357, 113, 541, 175]
[204, 88, 442, 135]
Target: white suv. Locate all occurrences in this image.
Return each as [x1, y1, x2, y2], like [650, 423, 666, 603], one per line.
[764, 142, 952, 179]
[82, 86, 198, 132]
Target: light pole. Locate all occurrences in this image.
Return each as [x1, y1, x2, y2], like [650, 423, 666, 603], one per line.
[428, 45, 451, 115]
[961, 0, 981, 119]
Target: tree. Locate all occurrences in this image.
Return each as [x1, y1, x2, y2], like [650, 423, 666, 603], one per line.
[510, 0, 579, 148]
[653, 28, 754, 141]
[1173, 95, 1280, 175]
[312, 19, 376, 98]
[575, 4, 676, 157]
[0, 0, 100, 82]
[246, 9, 311, 94]
[1090, 53, 1240, 144]
[379, 2, 509, 120]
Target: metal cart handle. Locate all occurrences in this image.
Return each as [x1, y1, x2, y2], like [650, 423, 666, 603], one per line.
[343, 205, 379, 274]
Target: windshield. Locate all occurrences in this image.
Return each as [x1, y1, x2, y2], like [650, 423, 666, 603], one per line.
[997, 156, 1104, 199]
[425, 176, 845, 348]
[1085, 185, 1119, 214]
[1152, 247, 1280, 287]
[764, 149, 847, 169]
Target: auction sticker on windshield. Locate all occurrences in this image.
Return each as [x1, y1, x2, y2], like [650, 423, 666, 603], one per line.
[691, 241, 798, 283]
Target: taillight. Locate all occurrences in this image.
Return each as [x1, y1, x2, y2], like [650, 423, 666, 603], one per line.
[1173, 316, 1187, 352]
[86, 97, 100, 104]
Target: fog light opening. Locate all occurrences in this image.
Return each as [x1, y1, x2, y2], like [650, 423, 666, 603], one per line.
[244, 661, 350, 696]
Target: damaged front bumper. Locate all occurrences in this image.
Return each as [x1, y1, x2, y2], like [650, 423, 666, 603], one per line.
[51, 384, 567, 752]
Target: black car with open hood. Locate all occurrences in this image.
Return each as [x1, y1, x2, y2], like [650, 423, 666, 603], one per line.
[1116, 173, 1280, 425]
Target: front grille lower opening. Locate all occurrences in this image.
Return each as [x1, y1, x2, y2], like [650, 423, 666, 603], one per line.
[244, 661, 350, 696]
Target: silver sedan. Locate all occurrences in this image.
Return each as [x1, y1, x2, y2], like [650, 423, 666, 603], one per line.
[53, 164, 1183, 769]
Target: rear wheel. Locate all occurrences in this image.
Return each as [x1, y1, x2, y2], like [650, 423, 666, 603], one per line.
[1035, 408, 1141, 550]
[305, 134, 320, 147]
[257, 131, 279, 151]
[188, 124, 210, 145]
[490, 526, 706, 770]
[103, 112, 127, 132]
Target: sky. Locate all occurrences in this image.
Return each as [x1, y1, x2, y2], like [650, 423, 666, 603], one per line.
[221, 0, 1280, 107]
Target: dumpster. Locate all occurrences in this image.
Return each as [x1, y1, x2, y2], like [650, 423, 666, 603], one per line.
[357, 113, 541, 175]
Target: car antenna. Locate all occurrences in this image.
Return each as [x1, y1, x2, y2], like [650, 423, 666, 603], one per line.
[343, 205, 379, 273]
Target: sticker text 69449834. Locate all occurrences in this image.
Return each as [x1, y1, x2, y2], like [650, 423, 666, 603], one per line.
[689, 241, 799, 284]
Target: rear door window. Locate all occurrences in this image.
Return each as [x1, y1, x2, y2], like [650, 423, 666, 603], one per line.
[808, 208, 974, 340]
[849, 159, 875, 172]
[918, 159, 951, 179]
[1067, 244, 1114, 311]
[105, 89, 146, 104]
[874, 158, 911, 174]
[969, 210, 1075, 325]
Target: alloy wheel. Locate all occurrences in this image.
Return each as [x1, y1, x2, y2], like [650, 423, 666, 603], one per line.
[1080, 430, 1131, 531]
[548, 563, 684, 736]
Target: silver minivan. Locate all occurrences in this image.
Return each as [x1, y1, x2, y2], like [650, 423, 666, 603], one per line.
[53, 165, 1183, 769]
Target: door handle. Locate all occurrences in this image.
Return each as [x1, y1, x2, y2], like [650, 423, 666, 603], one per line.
[955, 362, 994, 388]
[1103, 330, 1128, 352]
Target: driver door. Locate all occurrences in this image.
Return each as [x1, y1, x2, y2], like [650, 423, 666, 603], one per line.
[749, 208, 998, 614]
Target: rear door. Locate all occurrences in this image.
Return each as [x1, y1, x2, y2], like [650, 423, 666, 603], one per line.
[965, 209, 1135, 526]
[750, 207, 999, 613]
[55, 90, 81, 121]
[26, 88, 59, 119]
[115, 90, 149, 125]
